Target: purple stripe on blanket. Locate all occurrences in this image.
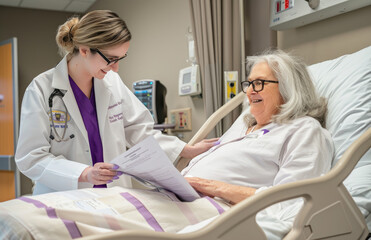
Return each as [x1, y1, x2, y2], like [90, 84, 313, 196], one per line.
[62, 219, 82, 238]
[120, 192, 164, 232]
[19, 196, 47, 207]
[19, 197, 82, 239]
[205, 197, 225, 214]
[45, 207, 58, 218]
[174, 201, 199, 225]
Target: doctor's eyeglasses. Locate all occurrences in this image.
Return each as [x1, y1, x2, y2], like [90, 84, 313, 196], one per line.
[92, 48, 128, 66]
[241, 79, 279, 93]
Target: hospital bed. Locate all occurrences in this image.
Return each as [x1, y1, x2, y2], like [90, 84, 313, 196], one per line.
[83, 46, 371, 240]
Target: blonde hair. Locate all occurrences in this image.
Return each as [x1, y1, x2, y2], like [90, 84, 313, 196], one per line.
[56, 10, 131, 58]
[244, 49, 327, 128]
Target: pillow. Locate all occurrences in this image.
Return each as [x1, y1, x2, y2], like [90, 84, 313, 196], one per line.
[308, 46, 371, 229]
[308, 46, 371, 168]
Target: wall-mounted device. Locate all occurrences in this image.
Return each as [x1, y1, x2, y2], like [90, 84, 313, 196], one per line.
[179, 65, 201, 96]
[270, 0, 371, 31]
[224, 71, 238, 103]
[132, 79, 167, 124]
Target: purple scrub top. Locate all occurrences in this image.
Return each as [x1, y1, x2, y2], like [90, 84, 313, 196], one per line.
[69, 76, 106, 188]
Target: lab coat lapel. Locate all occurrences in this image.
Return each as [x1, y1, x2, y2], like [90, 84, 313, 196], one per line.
[94, 76, 111, 142]
[52, 56, 89, 144]
[63, 91, 89, 143]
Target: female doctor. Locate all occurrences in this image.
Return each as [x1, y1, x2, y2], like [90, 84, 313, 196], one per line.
[15, 10, 216, 195]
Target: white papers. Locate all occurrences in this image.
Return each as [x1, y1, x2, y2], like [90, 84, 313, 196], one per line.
[111, 136, 200, 202]
[31, 190, 119, 216]
[73, 199, 119, 216]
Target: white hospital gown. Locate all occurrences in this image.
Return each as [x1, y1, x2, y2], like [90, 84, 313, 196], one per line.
[181, 115, 334, 239]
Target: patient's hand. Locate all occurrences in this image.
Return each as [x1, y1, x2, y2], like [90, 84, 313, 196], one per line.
[186, 177, 256, 205]
[180, 138, 220, 159]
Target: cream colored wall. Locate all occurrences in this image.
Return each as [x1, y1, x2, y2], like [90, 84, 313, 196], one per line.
[89, 0, 205, 142]
[277, 5, 371, 65]
[0, 7, 73, 104]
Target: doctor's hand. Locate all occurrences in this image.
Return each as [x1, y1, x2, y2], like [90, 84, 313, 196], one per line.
[79, 163, 123, 185]
[180, 138, 220, 159]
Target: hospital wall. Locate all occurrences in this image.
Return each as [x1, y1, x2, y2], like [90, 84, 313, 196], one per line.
[0, 7, 73, 105]
[88, 0, 205, 142]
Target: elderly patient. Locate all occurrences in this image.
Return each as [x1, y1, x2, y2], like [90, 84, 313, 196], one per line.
[184, 49, 334, 205]
[0, 50, 334, 239]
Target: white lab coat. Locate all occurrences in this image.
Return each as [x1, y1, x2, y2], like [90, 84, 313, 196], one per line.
[16, 56, 186, 195]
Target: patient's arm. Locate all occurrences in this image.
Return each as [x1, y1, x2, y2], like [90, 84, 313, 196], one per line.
[180, 138, 219, 159]
[186, 177, 256, 204]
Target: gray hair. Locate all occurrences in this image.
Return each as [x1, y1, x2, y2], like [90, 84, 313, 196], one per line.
[244, 49, 327, 128]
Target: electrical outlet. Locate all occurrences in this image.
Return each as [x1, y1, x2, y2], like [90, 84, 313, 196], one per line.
[170, 108, 192, 131]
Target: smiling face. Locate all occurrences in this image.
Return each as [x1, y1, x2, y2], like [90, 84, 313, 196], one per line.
[86, 41, 130, 79]
[246, 62, 283, 126]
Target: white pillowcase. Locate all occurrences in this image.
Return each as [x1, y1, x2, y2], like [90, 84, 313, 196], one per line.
[308, 46, 371, 168]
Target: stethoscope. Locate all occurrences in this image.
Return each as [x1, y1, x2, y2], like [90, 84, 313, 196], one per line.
[48, 89, 74, 142]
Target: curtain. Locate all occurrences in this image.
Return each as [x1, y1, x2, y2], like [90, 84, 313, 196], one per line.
[189, 0, 243, 138]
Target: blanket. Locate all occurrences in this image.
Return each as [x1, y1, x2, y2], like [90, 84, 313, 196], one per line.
[0, 187, 230, 239]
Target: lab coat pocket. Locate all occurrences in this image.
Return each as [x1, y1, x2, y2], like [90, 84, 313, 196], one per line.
[49, 118, 78, 158]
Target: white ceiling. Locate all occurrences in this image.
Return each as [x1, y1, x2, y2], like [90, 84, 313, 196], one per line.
[0, 0, 96, 13]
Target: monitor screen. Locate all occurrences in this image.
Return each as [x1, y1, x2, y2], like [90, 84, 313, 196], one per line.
[182, 72, 191, 84]
[132, 80, 167, 124]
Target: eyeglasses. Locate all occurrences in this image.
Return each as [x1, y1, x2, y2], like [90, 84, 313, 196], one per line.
[93, 48, 128, 66]
[241, 79, 279, 93]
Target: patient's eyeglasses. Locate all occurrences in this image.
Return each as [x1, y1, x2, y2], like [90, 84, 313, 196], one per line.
[92, 48, 128, 66]
[241, 79, 279, 93]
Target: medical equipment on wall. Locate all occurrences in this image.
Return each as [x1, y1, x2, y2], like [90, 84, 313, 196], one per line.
[48, 89, 74, 142]
[179, 27, 202, 97]
[132, 80, 167, 124]
[178, 65, 201, 96]
[270, 0, 371, 30]
[224, 71, 238, 103]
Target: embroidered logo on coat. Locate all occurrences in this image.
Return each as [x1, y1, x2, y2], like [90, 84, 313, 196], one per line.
[49, 110, 70, 124]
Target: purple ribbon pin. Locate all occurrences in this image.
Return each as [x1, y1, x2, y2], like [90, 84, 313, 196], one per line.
[261, 129, 270, 135]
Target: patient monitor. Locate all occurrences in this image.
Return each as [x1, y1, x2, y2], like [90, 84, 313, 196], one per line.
[179, 65, 201, 96]
[132, 80, 167, 124]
